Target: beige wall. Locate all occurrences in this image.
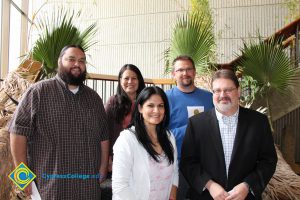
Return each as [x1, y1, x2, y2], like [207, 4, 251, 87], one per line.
[29, 1, 296, 77]
[30, 0, 189, 79]
[210, 0, 290, 63]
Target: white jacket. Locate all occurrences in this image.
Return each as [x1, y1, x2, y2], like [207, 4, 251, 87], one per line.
[112, 127, 179, 200]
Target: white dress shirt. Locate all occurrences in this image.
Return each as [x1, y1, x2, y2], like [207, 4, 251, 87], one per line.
[215, 108, 239, 176]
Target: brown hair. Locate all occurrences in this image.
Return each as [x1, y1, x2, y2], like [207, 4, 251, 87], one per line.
[211, 69, 239, 88]
[172, 55, 195, 71]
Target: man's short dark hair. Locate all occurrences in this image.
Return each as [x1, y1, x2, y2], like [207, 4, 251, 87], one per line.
[172, 55, 195, 70]
[59, 45, 85, 58]
[211, 69, 239, 88]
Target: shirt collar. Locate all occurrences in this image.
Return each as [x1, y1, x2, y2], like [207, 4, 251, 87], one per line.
[55, 74, 68, 89]
[215, 107, 239, 122]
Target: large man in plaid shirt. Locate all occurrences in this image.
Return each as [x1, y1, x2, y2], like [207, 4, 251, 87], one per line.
[9, 45, 109, 200]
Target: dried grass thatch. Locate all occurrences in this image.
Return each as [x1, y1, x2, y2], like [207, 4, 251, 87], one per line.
[0, 70, 33, 200]
[263, 146, 300, 200]
[0, 128, 15, 200]
[195, 73, 213, 92]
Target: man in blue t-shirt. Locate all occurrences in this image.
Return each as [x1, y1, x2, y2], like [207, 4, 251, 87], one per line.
[166, 55, 214, 199]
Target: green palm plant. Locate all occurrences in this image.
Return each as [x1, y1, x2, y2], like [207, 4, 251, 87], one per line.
[190, 0, 212, 22]
[239, 74, 259, 107]
[27, 8, 97, 80]
[164, 11, 215, 74]
[238, 36, 299, 130]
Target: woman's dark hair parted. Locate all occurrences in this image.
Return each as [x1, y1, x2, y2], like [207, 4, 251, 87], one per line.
[117, 64, 145, 96]
[129, 86, 174, 164]
[110, 64, 146, 124]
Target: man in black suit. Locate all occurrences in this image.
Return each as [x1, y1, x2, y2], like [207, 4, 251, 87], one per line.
[180, 69, 277, 200]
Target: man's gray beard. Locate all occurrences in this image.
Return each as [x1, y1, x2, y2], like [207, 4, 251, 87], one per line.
[215, 102, 233, 114]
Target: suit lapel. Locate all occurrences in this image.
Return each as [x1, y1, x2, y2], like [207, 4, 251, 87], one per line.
[230, 107, 248, 164]
[209, 110, 227, 173]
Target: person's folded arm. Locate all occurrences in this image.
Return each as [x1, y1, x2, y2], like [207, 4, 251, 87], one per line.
[99, 140, 109, 183]
[10, 133, 32, 195]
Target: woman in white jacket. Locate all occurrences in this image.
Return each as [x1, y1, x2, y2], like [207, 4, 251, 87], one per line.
[112, 86, 178, 200]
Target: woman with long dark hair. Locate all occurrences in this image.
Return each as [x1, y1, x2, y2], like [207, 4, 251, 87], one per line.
[112, 86, 178, 200]
[105, 64, 145, 171]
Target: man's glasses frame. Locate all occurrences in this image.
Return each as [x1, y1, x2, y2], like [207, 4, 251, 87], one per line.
[212, 87, 237, 95]
[174, 67, 194, 73]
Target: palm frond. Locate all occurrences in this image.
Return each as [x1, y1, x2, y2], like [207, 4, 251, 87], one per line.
[27, 8, 97, 80]
[239, 37, 299, 95]
[164, 11, 215, 74]
[238, 36, 300, 129]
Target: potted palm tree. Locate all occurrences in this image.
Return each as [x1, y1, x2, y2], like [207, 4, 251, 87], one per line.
[238, 37, 299, 131]
[164, 10, 215, 74]
[238, 36, 300, 200]
[26, 8, 97, 80]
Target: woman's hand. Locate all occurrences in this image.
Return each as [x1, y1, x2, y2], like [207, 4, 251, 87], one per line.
[169, 185, 177, 200]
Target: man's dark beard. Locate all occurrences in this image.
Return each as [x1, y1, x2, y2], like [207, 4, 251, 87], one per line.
[181, 79, 193, 87]
[58, 67, 87, 86]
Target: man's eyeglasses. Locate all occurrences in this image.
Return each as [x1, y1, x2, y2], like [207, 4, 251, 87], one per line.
[175, 67, 194, 73]
[212, 88, 237, 95]
[65, 57, 86, 65]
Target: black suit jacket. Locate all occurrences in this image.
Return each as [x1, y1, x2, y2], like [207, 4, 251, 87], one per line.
[180, 107, 277, 200]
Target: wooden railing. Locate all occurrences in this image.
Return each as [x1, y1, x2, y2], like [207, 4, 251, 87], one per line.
[273, 106, 300, 163]
[86, 73, 175, 104]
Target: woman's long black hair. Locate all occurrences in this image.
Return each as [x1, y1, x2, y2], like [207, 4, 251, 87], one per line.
[110, 64, 145, 124]
[129, 86, 174, 164]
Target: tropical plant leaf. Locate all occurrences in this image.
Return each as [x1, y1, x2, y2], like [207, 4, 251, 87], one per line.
[238, 37, 299, 96]
[238, 36, 300, 128]
[164, 11, 215, 74]
[239, 74, 259, 106]
[27, 8, 97, 79]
